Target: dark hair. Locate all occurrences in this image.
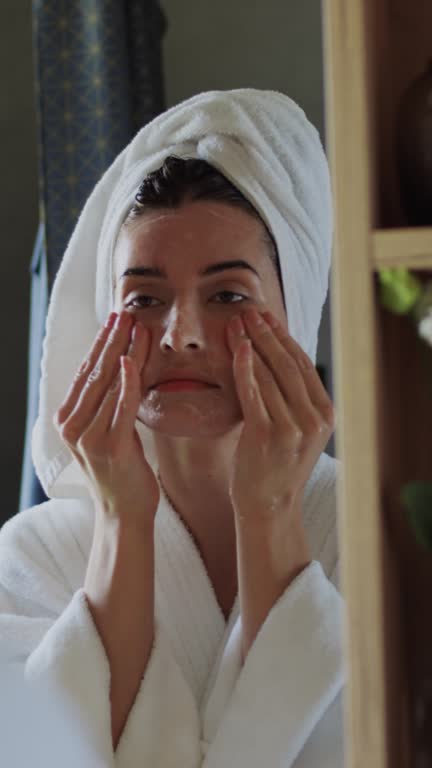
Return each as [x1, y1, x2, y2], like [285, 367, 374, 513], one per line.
[121, 155, 285, 307]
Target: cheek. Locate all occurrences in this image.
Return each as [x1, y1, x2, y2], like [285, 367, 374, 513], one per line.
[213, 325, 238, 376]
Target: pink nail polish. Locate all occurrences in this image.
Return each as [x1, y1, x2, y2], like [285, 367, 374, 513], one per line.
[231, 315, 246, 336]
[114, 313, 124, 330]
[106, 312, 117, 329]
[250, 309, 264, 325]
[265, 313, 279, 328]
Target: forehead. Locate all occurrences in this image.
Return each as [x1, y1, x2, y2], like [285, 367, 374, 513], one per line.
[115, 201, 267, 268]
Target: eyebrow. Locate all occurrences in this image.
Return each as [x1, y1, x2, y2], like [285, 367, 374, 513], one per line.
[119, 259, 260, 282]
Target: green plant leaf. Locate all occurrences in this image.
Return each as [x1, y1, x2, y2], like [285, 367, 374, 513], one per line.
[400, 482, 432, 551]
[378, 268, 423, 315]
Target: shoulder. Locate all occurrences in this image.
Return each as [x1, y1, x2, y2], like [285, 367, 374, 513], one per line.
[0, 498, 95, 606]
[1, 497, 94, 554]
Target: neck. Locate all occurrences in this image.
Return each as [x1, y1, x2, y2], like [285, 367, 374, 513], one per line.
[154, 431, 241, 620]
[153, 430, 239, 551]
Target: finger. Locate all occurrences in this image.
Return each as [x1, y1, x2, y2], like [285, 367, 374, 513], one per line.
[231, 312, 310, 427]
[55, 312, 117, 427]
[242, 340, 334, 451]
[244, 311, 332, 432]
[249, 345, 298, 427]
[85, 367, 123, 439]
[237, 312, 330, 435]
[127, 321, 150, 378]
[233, 339, 269, 425]
[110, 356, 142, 441]
[60, 311, 135, 443]
[262, 311, 334, 419]
[261, 311, 312, 368]
[242, 312, 312, 415]
[84, 322, 150, 438]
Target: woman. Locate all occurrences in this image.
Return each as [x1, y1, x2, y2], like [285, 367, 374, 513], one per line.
[0, 89, 345, 767]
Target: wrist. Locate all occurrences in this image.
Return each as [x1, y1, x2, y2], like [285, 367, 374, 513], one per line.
[86, 511, 155, 606]
[95, 501, 156, 534]
[235, 512, 311, 662]
[235, 506, 311, 583]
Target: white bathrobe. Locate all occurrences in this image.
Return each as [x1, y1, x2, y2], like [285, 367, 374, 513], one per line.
[0, 450, 345, 768]
[0, 89, 346, 766]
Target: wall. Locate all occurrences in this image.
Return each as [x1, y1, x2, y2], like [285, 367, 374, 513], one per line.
[0, 0, 39, 519]
[160, 0, 326, 138]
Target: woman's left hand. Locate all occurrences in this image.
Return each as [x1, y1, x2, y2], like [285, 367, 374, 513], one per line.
[226, 307, 336, 526]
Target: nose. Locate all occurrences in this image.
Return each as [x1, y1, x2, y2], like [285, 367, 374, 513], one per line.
[159, 307, 205, 352]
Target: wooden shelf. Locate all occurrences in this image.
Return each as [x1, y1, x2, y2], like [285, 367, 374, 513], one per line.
[322, 1, 432, 767]
[372, 229, 432, 270]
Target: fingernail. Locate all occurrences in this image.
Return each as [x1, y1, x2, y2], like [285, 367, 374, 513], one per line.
[265, 312, 279, 328]
[105, 312, 117, 329]
[131, 323, 137, 343]
[115, 312, 130, 330]
[230, 315, 246, 336]
[133, 321, 146, 339]
[249, 309, 264, 326]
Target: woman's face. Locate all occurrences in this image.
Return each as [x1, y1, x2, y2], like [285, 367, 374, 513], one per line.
[113, 200, 287, 438]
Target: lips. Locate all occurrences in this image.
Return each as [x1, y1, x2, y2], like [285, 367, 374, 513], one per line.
[150, 372, 218, 389]
[154, 380, 214, 392]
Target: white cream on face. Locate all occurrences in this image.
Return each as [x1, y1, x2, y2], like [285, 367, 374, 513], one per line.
[140, 385, 233, 438]
[113, 200, 287, 439]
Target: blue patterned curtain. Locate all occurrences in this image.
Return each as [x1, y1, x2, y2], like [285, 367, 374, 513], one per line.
[19, 0, 167, 511]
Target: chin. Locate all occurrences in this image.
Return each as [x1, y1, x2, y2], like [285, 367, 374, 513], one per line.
[136, 390, 243, 438]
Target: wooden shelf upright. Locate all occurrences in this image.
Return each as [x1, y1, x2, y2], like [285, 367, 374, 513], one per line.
[322, 1, 432, 767]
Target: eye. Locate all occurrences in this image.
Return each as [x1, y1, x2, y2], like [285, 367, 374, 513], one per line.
[212, 290, 249, 304]
[125, 290, 249, 309]
[126, 295, 161, 309]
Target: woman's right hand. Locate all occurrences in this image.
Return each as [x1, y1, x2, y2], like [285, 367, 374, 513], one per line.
[54, 310, 160, 526]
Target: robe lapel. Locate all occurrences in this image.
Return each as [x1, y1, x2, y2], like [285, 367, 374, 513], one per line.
[154, 492, 239, 706]
[200, 561, 345, 767]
